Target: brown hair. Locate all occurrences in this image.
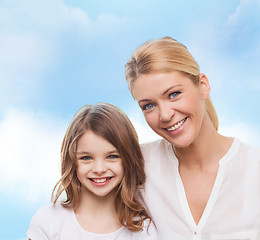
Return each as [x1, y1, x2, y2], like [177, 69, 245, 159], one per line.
[125, 36, 218, 130]
[52, 103, 150, 231]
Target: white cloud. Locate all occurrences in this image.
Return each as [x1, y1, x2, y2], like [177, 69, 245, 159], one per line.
[94, 14, 131, 35]
[186, 0, 260, 92]
[0, 107, 259, 209]
[251, 80, 260, 92]
[223, 0, 260, 57]
[131, 112, 260, 149]
[0, 34, 56, 105]
[131, 118, 161, 144]
[227, 0, 260, 26]
[127, 107, 161, 144]
[128, 107, 260, 148]
[0, 107, 160, 206]
[219, 122, 260, 148]
[0, 238, 28, 240]
[0, 109, 66, 204]
[0, 0, 131, 106]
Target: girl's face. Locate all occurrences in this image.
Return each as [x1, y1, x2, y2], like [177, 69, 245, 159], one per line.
[132, 71, 210, 148]
[76, 130, 124, 198]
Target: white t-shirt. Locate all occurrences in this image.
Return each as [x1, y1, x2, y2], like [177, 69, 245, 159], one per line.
[27, 203, 157, 240]
[141, 138, 260, 240]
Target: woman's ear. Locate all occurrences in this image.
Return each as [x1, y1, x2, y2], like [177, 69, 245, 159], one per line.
[199, 73, 210, 99]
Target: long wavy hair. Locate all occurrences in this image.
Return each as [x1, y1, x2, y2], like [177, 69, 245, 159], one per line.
[52, 103, 150, 231]
[125, 36, 218, 130]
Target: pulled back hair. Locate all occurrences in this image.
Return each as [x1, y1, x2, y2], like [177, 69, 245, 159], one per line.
[125, 36, 218, 130]
[52, 103, 150, 231]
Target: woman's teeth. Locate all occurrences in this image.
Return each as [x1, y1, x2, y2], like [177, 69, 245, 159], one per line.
[167, 118, 186, 131]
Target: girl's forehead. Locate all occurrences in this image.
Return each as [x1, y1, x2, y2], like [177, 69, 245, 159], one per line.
[77, 130, 118, 152]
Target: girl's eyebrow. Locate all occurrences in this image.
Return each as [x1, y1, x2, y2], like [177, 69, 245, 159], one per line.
[76, 151, 91, 155]
[76, 150, 119, 155]
[107, 150, 119, 154]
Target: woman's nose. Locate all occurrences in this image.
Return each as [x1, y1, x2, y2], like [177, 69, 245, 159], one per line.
[159, 103, 175, 122]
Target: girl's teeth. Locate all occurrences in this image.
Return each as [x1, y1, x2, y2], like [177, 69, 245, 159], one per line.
[92, 178, 108, 183]
[167, 118, 186, 131]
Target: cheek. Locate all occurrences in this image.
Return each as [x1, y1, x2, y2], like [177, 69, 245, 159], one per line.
[184, 94, 204, 114]
[114, 162, 124, 178]
[144, 112, 158, 128]
[118, 163, 124, 175]
[76, 168, 83, 181]
[76, 171, 83, 185]
[193, 97, 206, 116]
[76, 164, 89, 177]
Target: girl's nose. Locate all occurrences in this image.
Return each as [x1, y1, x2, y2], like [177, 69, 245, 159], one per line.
[159, 103, 175, 122]
[92, 160, 107, 174]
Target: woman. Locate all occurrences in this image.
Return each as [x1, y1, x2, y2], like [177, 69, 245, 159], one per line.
[125, 37, 260, 240]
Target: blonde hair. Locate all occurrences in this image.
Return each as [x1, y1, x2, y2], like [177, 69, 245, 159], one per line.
[52, 103, 150, 231]
[125, 36, 218, 130]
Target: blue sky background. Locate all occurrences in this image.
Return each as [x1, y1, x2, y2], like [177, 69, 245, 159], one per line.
[0, 0, 259, 239]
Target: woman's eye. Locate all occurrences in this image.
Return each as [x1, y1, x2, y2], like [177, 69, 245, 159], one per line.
[142, 103, 155, 111]
[81, 156, 91, 161]
[107, 154, 120, 159]
[169, 91, 181, 99]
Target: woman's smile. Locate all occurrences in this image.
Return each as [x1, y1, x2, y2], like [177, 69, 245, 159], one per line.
[165, 116, 188, 132]
[132, 71, 209, 148]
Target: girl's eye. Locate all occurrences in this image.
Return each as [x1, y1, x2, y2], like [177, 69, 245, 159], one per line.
[81, 156, 92, 161]
[107, 154, 120, 159]
[142, 103, 155, 111]
[169, 91, 181, 99]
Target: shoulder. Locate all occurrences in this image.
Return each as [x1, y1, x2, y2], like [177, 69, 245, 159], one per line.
[121, 218, 157, 240]
[135, 219, 157, 239]
[27, 203, 72, 239]
[34, 203, 70, 220]
[143, 219, 157, 236]
[141, 138, 176, 168]
[236, 138, 260, 162]
[141, 138, 168, 155]
[226, 138, 260, 172]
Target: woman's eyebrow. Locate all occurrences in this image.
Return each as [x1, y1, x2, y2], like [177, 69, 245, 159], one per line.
[162, 84, 182, 96]
[138, 84, 183, 104]
[138, 99, 151, 104]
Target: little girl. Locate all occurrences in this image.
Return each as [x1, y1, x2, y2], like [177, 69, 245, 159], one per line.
[27, 103, 157, 240]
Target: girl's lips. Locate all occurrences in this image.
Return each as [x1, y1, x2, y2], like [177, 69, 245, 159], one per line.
[89, 177, 113, 186]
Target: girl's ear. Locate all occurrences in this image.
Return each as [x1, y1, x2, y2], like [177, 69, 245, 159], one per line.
[199, 73, 210, 100]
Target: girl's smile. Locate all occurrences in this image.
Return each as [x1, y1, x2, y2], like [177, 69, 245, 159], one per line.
[76, 130, 124, 198]
[89, 177, 113, 186]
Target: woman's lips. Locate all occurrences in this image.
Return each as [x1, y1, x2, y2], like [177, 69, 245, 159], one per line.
[166, 117, 188, 131]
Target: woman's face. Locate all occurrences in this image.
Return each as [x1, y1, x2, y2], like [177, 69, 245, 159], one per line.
[132, 71, 210, 148]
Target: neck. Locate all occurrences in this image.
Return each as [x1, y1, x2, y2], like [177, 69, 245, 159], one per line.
[75, 188, 117, 218]
[173, 115, 233, 170]
[74, 188, 121, 234]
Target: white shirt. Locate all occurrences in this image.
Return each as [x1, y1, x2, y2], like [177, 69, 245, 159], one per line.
[27, 203, 157, 240]
[141, 138, 260, 240]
